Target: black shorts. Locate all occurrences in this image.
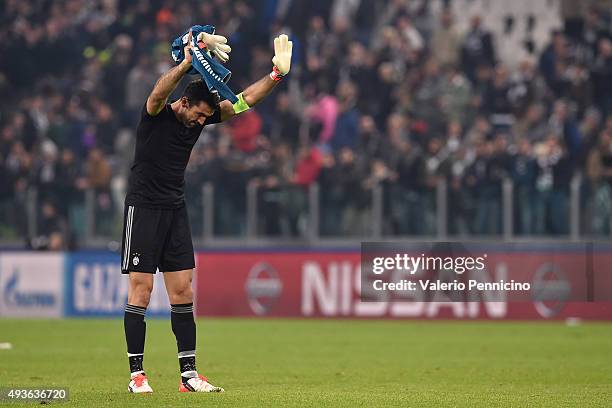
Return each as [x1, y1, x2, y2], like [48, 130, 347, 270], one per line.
[120, 204, 195, 274]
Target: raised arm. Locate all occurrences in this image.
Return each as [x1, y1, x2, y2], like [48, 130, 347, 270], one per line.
[219, 34, 293, 122]
[146, 60, 192, 116]
[146, 31, 194, 116]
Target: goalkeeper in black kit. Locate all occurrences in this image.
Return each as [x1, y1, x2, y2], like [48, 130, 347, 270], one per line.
[121, 30, 292, 393]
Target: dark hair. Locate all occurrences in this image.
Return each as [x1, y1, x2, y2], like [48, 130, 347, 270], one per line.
[183, 79, 220, 109]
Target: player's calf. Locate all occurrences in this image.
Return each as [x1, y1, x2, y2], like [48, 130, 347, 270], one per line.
[124, 303, 152, 393]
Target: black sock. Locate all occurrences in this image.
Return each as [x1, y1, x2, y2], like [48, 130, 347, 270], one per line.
[171, 303, 197, 381]
[124, 304, 147, 376]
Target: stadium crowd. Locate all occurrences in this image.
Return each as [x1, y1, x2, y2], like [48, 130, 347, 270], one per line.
[1, 0, 611, 248]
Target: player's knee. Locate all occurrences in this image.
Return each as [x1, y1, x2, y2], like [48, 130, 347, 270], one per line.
[134, 288, 152, 306]
[169, 281, 193, 304]
[129, 280, 153, 306]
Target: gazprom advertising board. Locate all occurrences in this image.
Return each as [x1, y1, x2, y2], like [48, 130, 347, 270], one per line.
[0, 253, 64, 318]
[64, 252, 170, 317]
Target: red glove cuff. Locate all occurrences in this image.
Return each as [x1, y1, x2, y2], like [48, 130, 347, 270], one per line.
[269, 66, 284, 82]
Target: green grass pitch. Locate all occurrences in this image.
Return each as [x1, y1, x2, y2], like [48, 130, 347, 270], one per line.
[0, 319, 610, 407]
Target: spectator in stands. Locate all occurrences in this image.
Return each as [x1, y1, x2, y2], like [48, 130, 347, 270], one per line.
[512, 138, 538, 235]
[591, 37, 612, 115]
[513, 103, 549, 143]
[86, 148, 113, 236]
[336, 147, 368, 235]
[345, 41, 378, 115]
[548, 99, 582, 158]
[93, 100, 120, 154]
[440, 66, 473, 126]
[330, 81, 360, 151]
[461, 15, 496, 82]
[509, 57, 543, 117]
[483, 65, 515, 128]
[413, 59, 444, 133]
[55, 148, 83, 218]
[586, 128, 612, 234]
[306, 88, 338, 145]
[390, 137, 425, 235]
[464, 139, 490, 234]
[430, 8, 461, 68]
[539, 30, 570, 95]
[318, 149, 342, 236]
[534, 135, 572, 234]
[270, 92, 301, 152]
[34, 201, 69, 251]
[356, 115, 385, 159]
[423, 137, 450, 234]
[34, 140, 60, 206]
[396, 13, 424, 55]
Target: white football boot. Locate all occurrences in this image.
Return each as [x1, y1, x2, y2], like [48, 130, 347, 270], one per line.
[179, 374, 224, 393]
[128, 373, 153, 393]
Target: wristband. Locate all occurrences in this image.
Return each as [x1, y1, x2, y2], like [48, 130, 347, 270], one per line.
[232, 92, 250, 114]
[269, 66, 284, 82]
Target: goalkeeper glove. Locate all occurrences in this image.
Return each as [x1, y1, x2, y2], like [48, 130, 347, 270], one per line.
[270, 34, 293, 81]
[197, 32, 232, 63]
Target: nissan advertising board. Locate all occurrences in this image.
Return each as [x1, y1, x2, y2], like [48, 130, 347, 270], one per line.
[196, 249, 612, 320]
